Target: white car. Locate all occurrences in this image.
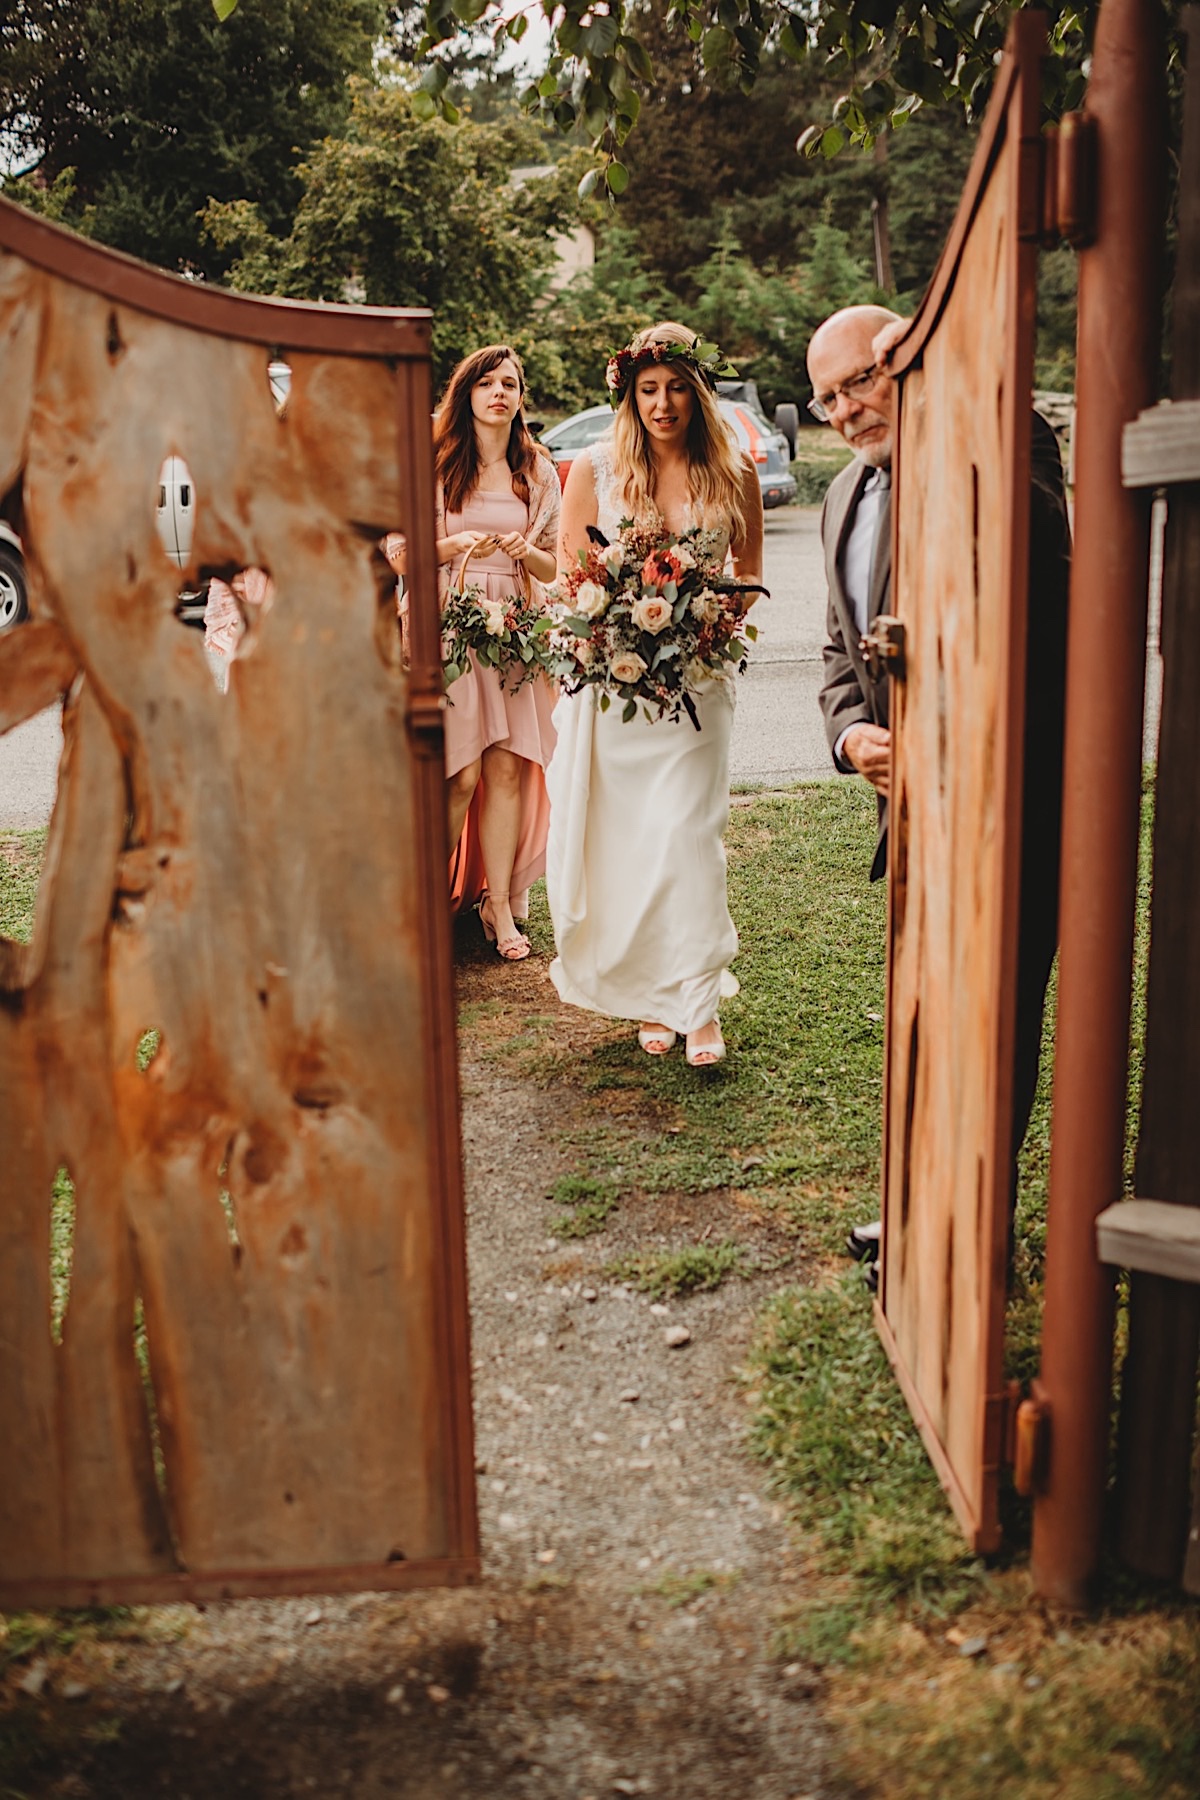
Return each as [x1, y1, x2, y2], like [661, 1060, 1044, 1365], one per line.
[0, 523, 27, 630]
[540, 390, 799, 509]
[0, 461, 198, 634]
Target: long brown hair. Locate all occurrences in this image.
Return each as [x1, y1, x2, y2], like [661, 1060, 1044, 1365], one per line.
[610, 322, 747, 540]
[434, 344, 541, 515]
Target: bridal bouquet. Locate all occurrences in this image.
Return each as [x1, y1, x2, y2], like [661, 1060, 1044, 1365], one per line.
[441, 567, 555, 694]
[551, 522, 761, 728]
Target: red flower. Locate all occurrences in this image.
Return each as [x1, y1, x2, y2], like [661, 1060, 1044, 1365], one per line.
[641, 548, 684, 589]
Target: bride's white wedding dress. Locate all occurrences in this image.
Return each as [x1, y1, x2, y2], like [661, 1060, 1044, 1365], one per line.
[545, 438, 740, 1035]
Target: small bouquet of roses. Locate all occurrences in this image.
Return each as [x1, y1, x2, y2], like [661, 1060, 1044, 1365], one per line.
[441, 548, 555, 694]
[550, 521, 763, 729]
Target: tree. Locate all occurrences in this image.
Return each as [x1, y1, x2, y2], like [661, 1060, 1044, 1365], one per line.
[534, 223, 683, 410]
[203, 83, 585, 383]
[0, 0, 386, 274]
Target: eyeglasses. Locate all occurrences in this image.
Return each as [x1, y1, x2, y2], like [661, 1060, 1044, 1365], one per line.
[807, 364, 883, 423]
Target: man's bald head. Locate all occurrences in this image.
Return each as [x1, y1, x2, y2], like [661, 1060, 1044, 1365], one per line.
[807, 305, 905, 470]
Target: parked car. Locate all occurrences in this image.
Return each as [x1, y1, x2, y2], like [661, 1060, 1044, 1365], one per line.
[0, 461, 199, 635]
[540, 395, 798, 509]
[0, 523, 27, 631]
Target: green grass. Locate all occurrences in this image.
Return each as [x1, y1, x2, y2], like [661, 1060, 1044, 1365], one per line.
[49, 1166, 74, 1346]
[495, 778, 1198, 1796]
[547, 1171, 620, 1238]
[606, 1240, 751, 1298]
[640, 1567, 740, 1608]
[518, 785, 887, 1247]
[0, 829, 44, 942]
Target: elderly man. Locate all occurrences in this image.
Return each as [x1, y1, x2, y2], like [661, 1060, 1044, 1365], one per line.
[810, 305, 904, 884]
[809, 304, 1072, 1279]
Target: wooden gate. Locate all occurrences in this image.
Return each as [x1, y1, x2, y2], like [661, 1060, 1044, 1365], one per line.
[875, 18, 1045, 1553]
[0, 201, 478, 1604]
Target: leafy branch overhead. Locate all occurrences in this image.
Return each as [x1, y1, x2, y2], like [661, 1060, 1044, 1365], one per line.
[420, 0, 1107, 181]
[210, 4, 1183, 185]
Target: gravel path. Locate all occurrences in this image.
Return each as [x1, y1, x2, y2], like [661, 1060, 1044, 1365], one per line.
[5, 945, 832, 1800]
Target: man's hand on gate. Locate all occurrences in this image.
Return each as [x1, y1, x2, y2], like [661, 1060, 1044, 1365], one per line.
[843, 723, 892, 796]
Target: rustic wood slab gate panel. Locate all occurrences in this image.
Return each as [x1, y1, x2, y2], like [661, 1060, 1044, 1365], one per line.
[0, 201, 478, 1604]
[876, 19, 1044, 1553]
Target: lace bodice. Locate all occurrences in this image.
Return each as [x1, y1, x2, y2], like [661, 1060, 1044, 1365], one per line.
[589, 437, 731, 565]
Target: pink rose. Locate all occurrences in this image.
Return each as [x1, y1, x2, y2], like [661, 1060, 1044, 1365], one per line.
[609, 650, 647, 685]
[631, 594, 673, 635]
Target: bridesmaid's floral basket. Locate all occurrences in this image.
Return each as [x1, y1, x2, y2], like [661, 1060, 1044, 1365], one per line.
[441, 543, 556, 694]
[551, 522, 763, 729]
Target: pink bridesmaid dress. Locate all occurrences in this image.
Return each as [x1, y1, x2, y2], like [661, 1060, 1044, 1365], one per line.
[442, 485, 557, 916]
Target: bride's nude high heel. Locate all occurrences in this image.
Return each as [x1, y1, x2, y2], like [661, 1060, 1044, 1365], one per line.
[638, 1024, 677, 1056]
[478, 892, 531, 962]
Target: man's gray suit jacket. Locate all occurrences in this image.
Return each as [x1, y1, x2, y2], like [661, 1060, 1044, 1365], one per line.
[816, 455, 892, 880]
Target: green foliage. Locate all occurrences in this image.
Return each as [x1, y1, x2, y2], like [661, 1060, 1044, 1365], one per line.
[1036, 246, 1081, 391]
[524, 223, 682, 413]
[407, 0, 1174, 173]
[204, 83, 581, 384]
[791, 431, 854, 505]
[606, 1240, 751, 1298]
[1, 0, 385, 274]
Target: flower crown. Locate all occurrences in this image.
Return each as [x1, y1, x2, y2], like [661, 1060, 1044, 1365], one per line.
[603, 336, 739, 409]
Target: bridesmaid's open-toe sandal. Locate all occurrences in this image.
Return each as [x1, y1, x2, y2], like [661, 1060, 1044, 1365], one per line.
[638, 1025, 677, 1056]
[478, 896, 531, 962]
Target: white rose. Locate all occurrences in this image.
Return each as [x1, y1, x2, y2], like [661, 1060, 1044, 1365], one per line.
[574, 580, 609, 619]
[689, 591, 720, 624]
[609, 650, 647, 685]
[481, 600, 507, 637]
[602, 544, 625, 578]
[672, 543, 697, 570]
[631, 594, 673, 635]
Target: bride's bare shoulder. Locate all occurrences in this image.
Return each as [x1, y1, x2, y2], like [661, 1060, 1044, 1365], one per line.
[563, 445, 601, 499]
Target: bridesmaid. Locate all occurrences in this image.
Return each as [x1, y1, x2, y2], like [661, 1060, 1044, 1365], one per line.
[429, 345, 561, 960]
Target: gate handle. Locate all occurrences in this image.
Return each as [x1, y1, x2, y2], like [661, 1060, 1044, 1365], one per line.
[860, 614, 907, 683]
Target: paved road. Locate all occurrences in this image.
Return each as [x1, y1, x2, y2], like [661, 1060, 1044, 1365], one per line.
[732, 503, 832, 789]
[0, 500, 1164, 830]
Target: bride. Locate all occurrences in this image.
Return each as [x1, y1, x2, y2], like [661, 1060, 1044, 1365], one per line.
[545, 322, 764, 1067]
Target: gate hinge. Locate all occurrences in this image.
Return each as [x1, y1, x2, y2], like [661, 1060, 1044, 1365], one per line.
[1054, 111, 1098, 250]
[1011, 1382, 1051, 1497]
[860, 614, 906, 684]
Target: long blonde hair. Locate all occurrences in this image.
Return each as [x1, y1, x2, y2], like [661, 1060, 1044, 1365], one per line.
[610, 322, 747, 540]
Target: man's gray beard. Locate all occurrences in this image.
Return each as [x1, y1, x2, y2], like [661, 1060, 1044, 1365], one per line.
[852, 438, 892, 470]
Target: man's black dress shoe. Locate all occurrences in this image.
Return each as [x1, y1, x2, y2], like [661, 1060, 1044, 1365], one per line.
[847, 1220, 882, 1262]
[863, 1259, 879, 1296]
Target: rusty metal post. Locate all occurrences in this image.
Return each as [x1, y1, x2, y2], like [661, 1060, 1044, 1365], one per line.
[1029, 0, 1166, 1608]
